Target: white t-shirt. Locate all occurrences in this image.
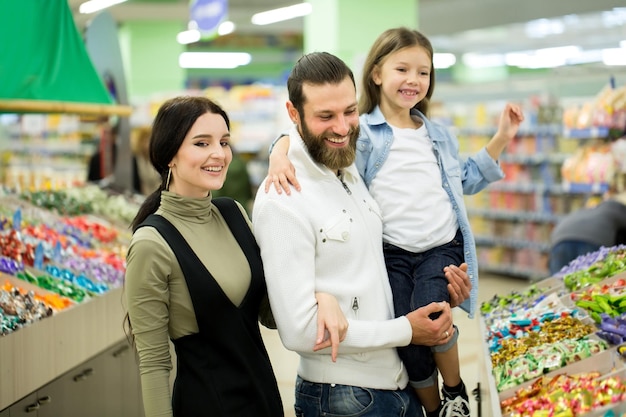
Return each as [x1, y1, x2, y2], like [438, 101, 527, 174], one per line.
[369, 123, 457, 252]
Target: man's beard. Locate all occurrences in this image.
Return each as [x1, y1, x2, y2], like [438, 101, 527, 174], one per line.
[299, 119, 359, 171]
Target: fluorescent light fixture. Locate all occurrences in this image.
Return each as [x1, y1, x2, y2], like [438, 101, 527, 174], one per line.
[177, 21, 235, 44]
[524, 18, 564, 39]
[433, 53, 456, 69]
[79, 0, 127, 14]
[603, 48, 626, 66]
[462, 53, 506, 68]
[621, 40, 626, 49]
[566, 49, 603, 65]
[179, 52, 252, 69]
[177, 30, 202, 45]
[218, 21, 235, 36]
[505, 46, 581, 69]
[251, 2, 312, 25]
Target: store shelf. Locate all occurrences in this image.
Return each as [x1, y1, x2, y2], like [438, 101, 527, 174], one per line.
[474, 235, 551, 252]
[477, 269, 626, 416]
[468, 208, 561, 224]
[478, 264, 549, 280]
[0, 286, 127, 410]
[464, 118, 617, 280]
[562, 126, 610, 139]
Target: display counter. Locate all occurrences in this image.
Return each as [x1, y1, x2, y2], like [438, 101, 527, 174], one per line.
[0, 282, 127, 411]
[476, 269, 626, 416]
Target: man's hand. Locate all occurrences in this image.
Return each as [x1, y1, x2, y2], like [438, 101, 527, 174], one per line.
[445, 263, 470, 308]
[313, 292, 348, 362]
[406, 302, 454, 346]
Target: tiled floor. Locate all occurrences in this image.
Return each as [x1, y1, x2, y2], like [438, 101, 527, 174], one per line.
[261, 273, 530, 417]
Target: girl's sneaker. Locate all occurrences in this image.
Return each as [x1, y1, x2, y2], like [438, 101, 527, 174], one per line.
[440, 386, 470, 417]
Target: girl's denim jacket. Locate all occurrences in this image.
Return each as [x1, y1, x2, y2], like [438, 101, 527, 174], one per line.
[355, 106, 505, 318]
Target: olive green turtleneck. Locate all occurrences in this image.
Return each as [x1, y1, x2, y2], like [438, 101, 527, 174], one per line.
[125, 191, 252, 417]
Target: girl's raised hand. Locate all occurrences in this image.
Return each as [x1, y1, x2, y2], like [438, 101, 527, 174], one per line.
[499, 102, 525, 139]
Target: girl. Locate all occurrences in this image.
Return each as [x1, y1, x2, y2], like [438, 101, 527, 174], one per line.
[267, 27, 524, 417]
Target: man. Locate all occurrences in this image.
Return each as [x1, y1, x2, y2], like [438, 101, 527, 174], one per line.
[549, 189, 626, 275]
[253, 52, 469, 417]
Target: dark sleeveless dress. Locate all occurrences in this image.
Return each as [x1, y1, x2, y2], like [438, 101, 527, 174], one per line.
[137, 197, 284, 417]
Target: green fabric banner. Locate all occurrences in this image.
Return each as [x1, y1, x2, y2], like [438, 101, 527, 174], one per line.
[0, 0, 113, 105]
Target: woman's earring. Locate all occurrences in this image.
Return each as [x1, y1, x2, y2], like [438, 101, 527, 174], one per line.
[165, 167, 172, 191]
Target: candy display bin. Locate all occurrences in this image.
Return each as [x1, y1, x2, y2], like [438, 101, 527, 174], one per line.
[477, 271, 626, 416]
[584, 367, 626, 417]
[477, 315, 503, 417]
[478, 324, 626, 416]
[0, 285, 127, 411]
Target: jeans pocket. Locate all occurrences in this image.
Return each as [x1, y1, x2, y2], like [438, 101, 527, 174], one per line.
[326, 385, 373, 415]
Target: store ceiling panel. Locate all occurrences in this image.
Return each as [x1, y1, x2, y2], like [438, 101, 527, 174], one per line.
[66, 0, 626, 56]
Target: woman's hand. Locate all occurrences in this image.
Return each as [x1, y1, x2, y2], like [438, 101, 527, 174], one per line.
[264, 135, 301, 195]
[313, 292, 348, 362]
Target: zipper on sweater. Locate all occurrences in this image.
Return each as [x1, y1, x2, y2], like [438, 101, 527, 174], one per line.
[337, 170, 352, 195]
[351, 296, 359, 318]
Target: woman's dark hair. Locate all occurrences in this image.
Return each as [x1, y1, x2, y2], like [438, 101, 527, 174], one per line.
[129, 95, 230, 231]
[359, 27, 436, 117]
[287, 51, 355, 117]
[125, 96, 230, 345]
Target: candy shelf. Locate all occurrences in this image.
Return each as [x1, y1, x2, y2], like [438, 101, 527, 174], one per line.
[477, 270, 626, 416]
[0, 190, 141, 413]
[0, 286, 128, 410]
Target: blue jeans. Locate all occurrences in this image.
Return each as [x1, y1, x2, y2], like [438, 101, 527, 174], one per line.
[383, 229, 464, 388]
[294, 376, 423, 417]
[548, 240, 600, 275]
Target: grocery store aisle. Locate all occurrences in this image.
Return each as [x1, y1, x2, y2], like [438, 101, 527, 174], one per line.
[260, 272, 530, 417]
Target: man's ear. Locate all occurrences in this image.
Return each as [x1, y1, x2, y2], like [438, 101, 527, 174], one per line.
[286, 101, 300, 124]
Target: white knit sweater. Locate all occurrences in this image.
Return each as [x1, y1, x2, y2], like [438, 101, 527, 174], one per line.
[252, 126, 412, 390]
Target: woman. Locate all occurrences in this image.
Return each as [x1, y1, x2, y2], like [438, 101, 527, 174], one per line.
[124, 96, 284, 417]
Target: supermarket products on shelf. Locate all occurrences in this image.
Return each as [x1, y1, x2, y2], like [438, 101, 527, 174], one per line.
[454, 88, 625, 281]
[0, 185, 134, 334]
[500, 368, 626, 417]
[561, 84, 626, 129]
[477, 241, 626, 416]
[557, 245, 626, 288]
[464, 125, 621, 279]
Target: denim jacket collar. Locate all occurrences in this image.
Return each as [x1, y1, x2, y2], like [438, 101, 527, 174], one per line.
[363, 105, 448, 142]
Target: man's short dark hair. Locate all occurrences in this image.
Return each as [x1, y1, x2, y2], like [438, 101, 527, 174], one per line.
[287, 52, 355, 117]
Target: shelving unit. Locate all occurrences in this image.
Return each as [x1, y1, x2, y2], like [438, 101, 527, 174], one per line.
[462, 123, 612, 280]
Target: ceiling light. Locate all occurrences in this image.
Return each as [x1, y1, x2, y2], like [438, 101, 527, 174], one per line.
[177, 30, 201, 45]
[179, 52, 252, 69]
[462, 53, 506, 68]
[505, 46, 581, 69]
[79, 0, 127, 14]
[524, 18, 564, 39]
[251, 2, 312, 26]
[218, 21, 235, 36]
[603, 48, 626, 66]
[433, 53, 456, 69]
[177, 21, 235, 44]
